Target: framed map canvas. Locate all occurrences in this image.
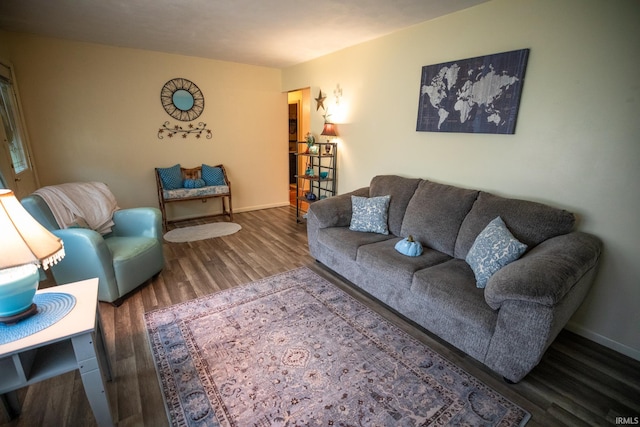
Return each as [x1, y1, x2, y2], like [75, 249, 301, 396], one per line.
[416, 49, 529, 134]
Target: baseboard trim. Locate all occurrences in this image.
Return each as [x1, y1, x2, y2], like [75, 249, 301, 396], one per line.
[234, 202, 291, 213]
[165, 202, 291, 222]
[566, 321, 640, 361]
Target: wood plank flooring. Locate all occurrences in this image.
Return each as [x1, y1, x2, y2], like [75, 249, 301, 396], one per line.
[2, 206, 638, 426]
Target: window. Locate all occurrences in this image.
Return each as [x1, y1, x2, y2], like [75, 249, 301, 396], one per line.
[0, 65, 29, 174]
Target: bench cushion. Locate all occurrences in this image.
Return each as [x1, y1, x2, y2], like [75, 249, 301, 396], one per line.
[162, 185, 230, 200]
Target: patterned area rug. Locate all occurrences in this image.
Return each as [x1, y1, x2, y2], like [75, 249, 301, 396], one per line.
[145, 267, 530, 426]
[163, 222, 241, 243]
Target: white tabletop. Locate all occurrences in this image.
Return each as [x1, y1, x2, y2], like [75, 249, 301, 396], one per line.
[0, 278, 99, 356]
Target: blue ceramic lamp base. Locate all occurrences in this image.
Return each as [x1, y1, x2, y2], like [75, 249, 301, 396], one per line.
[0, 264, 40, 325]
[0, 303, 38, 324]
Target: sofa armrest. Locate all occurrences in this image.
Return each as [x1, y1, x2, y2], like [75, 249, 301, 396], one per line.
[307, 187, 369, 229]
[484, 231, 602, 310]
[111, 208, 163, 241]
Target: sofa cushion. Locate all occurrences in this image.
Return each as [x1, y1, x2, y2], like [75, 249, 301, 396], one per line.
[401, 180, 479, 257]
[454, 191, 575, 259]
[410, 259, 498, 356]
[317, 227, 393, 260]
[357, 238, 451, 290]
[369, 175, 421, 236]
[349, 195, 391, 234]
[466, 217, 528, 288]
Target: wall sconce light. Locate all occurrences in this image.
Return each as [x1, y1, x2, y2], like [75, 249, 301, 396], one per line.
[0, 189, 65, 323]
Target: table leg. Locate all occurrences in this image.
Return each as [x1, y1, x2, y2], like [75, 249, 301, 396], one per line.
[95, 311, 112, 381]
[1, 391, 20, 420]
[72, 331, 114, 427]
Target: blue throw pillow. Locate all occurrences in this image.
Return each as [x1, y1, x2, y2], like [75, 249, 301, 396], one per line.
[201, 164, 226, 186]
[158, 164, 183, 190]
[349, 195, 391, 235]
[466, 216, 528, 288]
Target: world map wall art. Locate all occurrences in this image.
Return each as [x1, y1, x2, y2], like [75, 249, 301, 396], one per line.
[416, 49, 529, 134]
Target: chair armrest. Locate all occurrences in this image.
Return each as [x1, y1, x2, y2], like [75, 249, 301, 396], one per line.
[484, 231, 602, 310]
[111, 208, 163, 240]
[50, 229, 120, 302]
[307, 187, 369, 229]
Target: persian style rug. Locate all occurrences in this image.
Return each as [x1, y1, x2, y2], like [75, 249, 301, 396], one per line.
[163, 222, 241, 243]
[145, 267, 530, 426]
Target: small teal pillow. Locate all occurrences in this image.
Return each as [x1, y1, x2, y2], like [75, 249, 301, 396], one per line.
[183, 178, 206, 189]
[201, 164, 226, 186]
[466, 216, 528, 288]
[349, 195, 391, 235]
[158, 164, 183, 190]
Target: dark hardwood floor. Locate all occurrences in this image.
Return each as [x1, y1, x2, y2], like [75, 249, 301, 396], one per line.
[2, 206, 639, 426]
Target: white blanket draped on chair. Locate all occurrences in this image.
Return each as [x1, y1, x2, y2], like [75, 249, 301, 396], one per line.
[34, 182, 119, 234]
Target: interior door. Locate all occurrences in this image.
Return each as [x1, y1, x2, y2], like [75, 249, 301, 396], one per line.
[0, 62, 38, 197]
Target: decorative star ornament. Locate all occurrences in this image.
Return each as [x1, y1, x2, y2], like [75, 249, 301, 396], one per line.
[315, 90, 326, 111]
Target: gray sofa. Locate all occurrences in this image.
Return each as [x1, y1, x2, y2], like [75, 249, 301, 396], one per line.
[306, 175, 602, 382]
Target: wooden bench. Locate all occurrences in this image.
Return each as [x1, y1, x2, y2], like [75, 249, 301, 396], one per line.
[155, 164, 233, 230]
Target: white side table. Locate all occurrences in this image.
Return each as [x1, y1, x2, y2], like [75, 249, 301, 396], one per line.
[0, 278, 113, 427]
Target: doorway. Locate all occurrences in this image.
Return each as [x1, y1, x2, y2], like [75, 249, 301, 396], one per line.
[287, 88, 310, 207]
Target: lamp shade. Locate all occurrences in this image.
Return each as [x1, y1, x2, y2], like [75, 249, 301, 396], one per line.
[0, 189, 64, 270]
[320, 122, 338, 137]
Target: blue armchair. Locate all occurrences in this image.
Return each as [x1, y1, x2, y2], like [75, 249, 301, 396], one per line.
[21, 194, 165, 304]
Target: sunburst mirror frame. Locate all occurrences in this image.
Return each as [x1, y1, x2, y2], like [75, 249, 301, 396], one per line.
[160, 78, 205, 121]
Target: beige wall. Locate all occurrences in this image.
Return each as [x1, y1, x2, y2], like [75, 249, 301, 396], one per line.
[0, 32, 9, 59]
[0, 33, 289, 219]
[283, 0, 640, 359]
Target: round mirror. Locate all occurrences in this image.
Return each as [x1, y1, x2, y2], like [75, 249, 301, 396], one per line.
[172, 90, 195, 111]
[160, 78, 204, 121]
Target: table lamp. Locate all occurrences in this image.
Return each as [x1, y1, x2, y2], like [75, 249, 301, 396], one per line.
[0, 189, 65, 323]
[320, 122, 338, 155]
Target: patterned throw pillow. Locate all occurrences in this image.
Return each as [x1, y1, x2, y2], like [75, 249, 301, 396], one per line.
[201, 164, 226, 186]
[157, 164, 183, 190]
[466, 216, 528, 288]
[349, 195, 391, 235]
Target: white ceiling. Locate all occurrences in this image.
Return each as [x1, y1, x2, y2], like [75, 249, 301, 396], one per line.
[0, 0, 488, 68]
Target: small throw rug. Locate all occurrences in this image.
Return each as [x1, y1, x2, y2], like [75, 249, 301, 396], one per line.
[145, 267, 530, 426]
[163, 222, 241, 243]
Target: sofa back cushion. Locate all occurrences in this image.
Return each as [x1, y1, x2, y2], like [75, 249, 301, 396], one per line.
[454, 191, 576, 259]
[401, 180, 479, 257]
[369, 175, 421, 236]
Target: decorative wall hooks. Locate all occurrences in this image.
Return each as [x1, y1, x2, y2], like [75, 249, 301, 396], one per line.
[333, 84, 342, 105]
[158, 121, 212, 139]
